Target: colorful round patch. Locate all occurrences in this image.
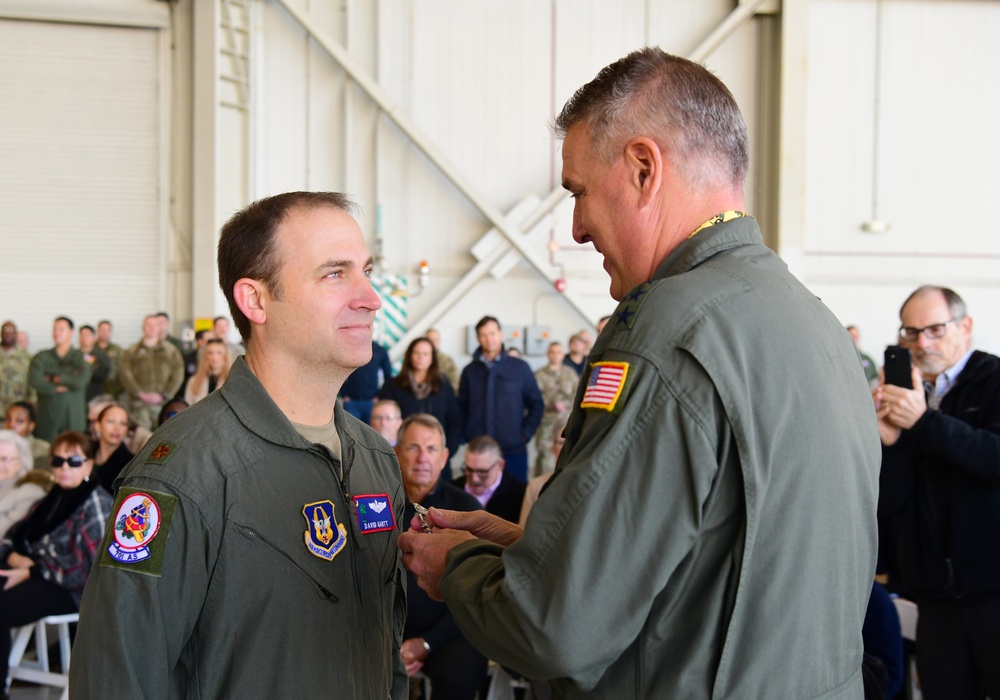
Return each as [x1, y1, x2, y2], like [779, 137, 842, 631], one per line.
[108, 492, 163, 564]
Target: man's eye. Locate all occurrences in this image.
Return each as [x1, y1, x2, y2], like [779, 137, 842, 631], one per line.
[364, 268, 373, 278]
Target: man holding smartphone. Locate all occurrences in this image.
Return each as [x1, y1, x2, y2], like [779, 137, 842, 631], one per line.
[874, 285, 1000, 700]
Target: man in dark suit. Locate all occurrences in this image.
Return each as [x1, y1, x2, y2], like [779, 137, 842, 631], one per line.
[453, 435, 525, 524]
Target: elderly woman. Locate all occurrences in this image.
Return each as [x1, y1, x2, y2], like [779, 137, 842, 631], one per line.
[0, 430, 51, 538]
[0, 431, 113, 685]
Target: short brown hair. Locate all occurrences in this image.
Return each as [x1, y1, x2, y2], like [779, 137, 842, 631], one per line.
[51, 430, 94, 459]
[217, 191, 357, 344]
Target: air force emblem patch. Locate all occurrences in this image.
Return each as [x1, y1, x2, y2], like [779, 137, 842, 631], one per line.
[302, 500, 347, 561]
[354, 493, 396, 534]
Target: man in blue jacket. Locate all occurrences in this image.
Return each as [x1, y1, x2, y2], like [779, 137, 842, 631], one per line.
[457, 316, 543, 483]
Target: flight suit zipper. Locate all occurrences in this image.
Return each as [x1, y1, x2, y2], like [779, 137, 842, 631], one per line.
[236, 525, 339, 603]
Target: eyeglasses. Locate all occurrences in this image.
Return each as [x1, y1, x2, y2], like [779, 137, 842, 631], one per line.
[371, 415, 401, 423]
[464, 460, 501, 479]
[0, 456, 19, 466]
[50, 455, 86, 468]
[898, 317, 963, 342]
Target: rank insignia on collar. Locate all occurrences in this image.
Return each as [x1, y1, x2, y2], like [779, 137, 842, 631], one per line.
[145, 441, 179, 465]
[581, 361, 630, 412]
[355, 493, 396, 534]
[101, 488, 177, 576]
[302, 500, 348, 561]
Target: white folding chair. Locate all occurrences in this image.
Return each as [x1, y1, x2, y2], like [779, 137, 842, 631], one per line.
[6, 612, 78, 700]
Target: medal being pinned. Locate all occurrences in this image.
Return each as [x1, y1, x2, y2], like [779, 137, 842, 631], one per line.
[302, 500, 347, 561]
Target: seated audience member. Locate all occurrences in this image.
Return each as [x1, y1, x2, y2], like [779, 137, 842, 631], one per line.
[378, 336, 460, 454]
[339, 340, 393, 424]
[0, 430, 113, 686]
[184, 338, 231, 405]
[861, 581, 904, 700]
[181, 329, 215, 389]
[3, 401, 51, 470]
[453, 435, 526, 524]
[396, 414, 487, 699]
[92, 403, 134, 495]
[369, 399, 403, 446]
[0, 430, 51, 538]
[88, 395, 151, 456]
[158, 398, 189, 427]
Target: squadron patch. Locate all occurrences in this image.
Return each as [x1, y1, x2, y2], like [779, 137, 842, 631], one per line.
[101, 488, 177, 576]
[302, 500, 348, 561]
[581, 361, 630, 412]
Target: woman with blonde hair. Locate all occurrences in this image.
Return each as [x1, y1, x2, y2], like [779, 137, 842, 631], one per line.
[0, 430, 51, 538]
[184, 338, 231, 405]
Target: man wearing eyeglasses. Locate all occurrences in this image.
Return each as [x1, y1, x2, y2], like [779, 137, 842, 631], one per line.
[453, 435, 525, 524]
[874, 285, 1000, 700]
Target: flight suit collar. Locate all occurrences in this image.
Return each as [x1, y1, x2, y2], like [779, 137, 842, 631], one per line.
[654, 214, 764, 283]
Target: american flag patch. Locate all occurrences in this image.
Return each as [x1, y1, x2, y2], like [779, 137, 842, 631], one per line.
[580, 361, 629, 411]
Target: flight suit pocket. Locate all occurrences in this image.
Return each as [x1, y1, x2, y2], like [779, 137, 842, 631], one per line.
[233, 522, 340, 603]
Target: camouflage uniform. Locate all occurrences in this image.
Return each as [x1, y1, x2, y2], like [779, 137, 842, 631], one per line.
[437, 351, 460, 391]
[532, 364, 580, 476]
[98, 342, 125, 398]
[119, 340, 185, 429]
[0, 346, 33, 416]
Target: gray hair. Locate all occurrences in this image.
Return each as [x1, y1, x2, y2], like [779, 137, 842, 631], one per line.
[555, 47, 749, 190]
[0, 429, 32, 478]
[900, 285, 967, 321]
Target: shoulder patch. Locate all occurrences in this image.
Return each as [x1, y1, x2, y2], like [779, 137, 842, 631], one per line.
[101, 488, 177, 576]
[145, 441, 179, 465]
[581, 361, 631, 412]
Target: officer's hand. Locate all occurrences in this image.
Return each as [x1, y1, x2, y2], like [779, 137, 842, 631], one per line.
[414, 507, 523, 547]
[398, 528, 475, 601]
[880, 366, 927, 430]
[400, 638, 430, 676]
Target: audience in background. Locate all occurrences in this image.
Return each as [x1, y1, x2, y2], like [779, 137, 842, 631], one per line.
[3, 401, 51, 470]
[78, 324, 112, 402]
[92, 402, 134, 495]
[378, 336, 460, 455]
[426, 328, 459, 389]
[562, 333, 588, 376]
[0, 430, 113, 687]
[95, 320, 124, 398]
[339, 340, 393, 425]
[453, 435, 525, 524]
[533, 341, 579, 476]
[120, 315, 185, 430]
[28, 317, 91, 442]
[369, 399, 403, 447]
[1, 321, 33, 416]
[184, 338, 231, 405]
[0, 430, 51, 539]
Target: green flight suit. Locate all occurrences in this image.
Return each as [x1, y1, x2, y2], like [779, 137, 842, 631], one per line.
[70, 358, 408, 699]
[28, 347, 91, 442]
[439, 216, 881, 698]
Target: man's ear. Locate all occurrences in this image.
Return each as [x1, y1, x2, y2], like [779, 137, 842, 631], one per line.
[233, 278, 267, 328]
[623, 137, 662, 206]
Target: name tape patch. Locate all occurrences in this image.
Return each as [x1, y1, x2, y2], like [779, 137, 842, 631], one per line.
[354, 494, 396, 534]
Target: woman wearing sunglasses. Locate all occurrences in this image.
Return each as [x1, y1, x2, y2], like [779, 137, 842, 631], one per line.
[0, 430, 113, 689]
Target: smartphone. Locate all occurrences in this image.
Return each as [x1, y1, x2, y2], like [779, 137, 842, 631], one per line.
[884, 345, 913, 388]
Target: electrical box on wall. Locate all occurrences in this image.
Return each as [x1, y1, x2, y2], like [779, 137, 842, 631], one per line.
[465, 323, 526, 355]
[524, 325, 553, 356]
